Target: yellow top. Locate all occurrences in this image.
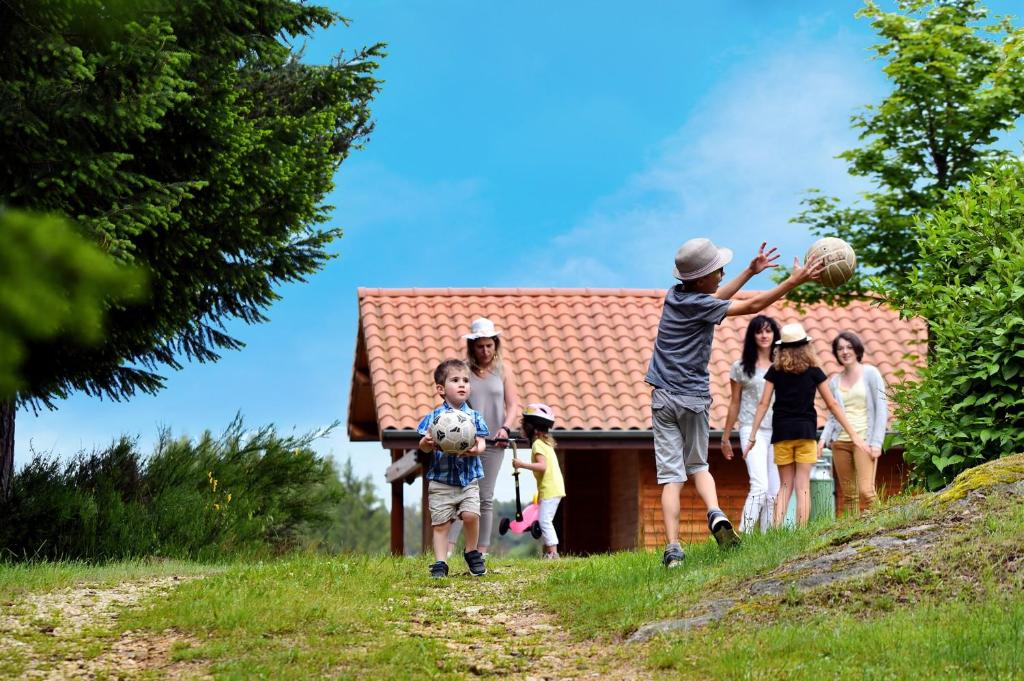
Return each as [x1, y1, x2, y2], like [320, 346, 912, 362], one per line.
[531, 439, 565, 500]
[836, 378, 868, 442]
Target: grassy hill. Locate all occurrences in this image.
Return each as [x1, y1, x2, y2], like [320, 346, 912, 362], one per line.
[3, 455, 1023, 679]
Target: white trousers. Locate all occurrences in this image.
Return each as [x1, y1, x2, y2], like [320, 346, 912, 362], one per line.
[739, 425, 779, 533]
[539, 497, 561, 546]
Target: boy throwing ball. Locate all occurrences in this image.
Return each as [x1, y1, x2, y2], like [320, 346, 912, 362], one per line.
[648, 238, 822, 568]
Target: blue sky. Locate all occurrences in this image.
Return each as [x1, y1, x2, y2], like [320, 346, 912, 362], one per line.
[15, 1, 1021, 507]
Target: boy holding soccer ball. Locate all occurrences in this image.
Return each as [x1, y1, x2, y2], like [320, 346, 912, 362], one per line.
[417, 359, 490, 578]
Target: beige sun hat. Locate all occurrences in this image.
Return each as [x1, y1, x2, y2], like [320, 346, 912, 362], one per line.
[673, 238, 733, 281]
[463, 317, 501, 340]
[776, 322, 812, 347]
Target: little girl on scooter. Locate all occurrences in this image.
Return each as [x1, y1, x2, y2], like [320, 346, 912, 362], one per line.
[511, 403, 565, 558]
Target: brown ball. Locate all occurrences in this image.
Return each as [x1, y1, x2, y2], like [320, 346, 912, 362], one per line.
[805, 237, 857, 288]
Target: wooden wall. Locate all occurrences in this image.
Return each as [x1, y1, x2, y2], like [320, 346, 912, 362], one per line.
[560, 448, 642, 555]
[639, 444, 910, 549]
[396, 442, 912, 556]
[639, 443, 749, 549]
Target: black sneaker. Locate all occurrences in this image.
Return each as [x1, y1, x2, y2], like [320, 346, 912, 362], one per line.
[708, 510, 741, 549]
[429, 560, 449, 579]
[464, 550, 487, 576]
[662, 545, 685, 568]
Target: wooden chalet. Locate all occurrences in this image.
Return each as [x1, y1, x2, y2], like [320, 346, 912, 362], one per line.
[347, 288, 926, 555]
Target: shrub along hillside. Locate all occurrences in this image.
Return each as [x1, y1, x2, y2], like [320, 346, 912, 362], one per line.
[890, 161, 1024, 489]
[0, 417, 389, 561]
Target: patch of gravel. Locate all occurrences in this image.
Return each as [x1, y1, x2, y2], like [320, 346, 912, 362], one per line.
[1, 575, 208, 680]
[406, 567, 651, 680]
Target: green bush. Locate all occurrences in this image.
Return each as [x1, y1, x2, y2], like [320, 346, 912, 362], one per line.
[890, 161, 1024, 489]
[0, 417, 371, 561]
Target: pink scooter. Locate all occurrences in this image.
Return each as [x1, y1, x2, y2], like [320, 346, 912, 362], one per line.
[497, 439, 543, 540]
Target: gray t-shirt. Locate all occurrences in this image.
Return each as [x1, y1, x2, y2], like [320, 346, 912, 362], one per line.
[645, 287, 731, 396]
[729, 360, 774, 428]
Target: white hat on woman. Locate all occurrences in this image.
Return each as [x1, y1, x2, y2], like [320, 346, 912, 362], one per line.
[463, 317, 501, 340]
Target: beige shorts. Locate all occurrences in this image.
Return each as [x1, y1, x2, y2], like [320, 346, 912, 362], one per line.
[428, 479, 481, 526]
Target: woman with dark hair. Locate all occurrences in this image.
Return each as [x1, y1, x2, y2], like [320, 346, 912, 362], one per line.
[721, 315, 781, 532]
[447, 317, 519, 558]
[819, 330, 889, 515]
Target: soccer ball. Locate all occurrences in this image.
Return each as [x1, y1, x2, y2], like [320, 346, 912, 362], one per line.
[805, 237, 857, 288]
[431, 410, 477, 454]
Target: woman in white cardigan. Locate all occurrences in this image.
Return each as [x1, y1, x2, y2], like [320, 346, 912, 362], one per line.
[819, 331, 888, 515]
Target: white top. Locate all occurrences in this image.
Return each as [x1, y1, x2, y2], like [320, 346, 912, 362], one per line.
[729, 360, 774, 429]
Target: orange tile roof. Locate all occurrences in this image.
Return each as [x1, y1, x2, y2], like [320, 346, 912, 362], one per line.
[348, 288, 926, 440]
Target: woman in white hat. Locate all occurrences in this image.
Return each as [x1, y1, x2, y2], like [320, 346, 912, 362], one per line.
[447, 317, 520, 557]
[748, 322, 869, 527]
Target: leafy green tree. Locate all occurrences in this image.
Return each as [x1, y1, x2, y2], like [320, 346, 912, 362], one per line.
[787, 0, 1024, 304]
[0, 209, 145, 399]
[0, 209, 145, 493]
[0, 1, 383, 494]
[889, 161, 1024, 490]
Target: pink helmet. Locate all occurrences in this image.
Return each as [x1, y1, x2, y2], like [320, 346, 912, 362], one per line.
[522, 402, 556, 427]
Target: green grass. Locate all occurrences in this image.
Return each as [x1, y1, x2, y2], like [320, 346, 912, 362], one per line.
[648, 597, 1024, 680]
[536, 494, 941, 639]
[0, 558, 209, 596]
[3, 480, 1023, 680]
[119, 554, 503, 680]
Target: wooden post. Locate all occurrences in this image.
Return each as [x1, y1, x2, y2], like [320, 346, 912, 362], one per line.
[390, 449, 404, 556]
[421, 475, 431, 555]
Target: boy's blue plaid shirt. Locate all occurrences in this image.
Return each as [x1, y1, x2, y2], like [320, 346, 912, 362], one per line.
[416, 402, 489, 487]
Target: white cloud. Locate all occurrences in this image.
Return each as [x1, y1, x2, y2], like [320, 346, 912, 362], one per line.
[518, 40, 884, 289]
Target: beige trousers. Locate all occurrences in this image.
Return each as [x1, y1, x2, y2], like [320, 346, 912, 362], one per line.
[831, 440, 877, 515]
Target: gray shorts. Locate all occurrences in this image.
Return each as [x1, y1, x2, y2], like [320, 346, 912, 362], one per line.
[652, 388, 711, 484]
[428, 479, 481, 526]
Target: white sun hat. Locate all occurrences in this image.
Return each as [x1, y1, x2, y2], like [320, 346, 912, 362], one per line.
[463, 317, 501, 340]
[673, 238, 733, 281]
[776, 322, 812, 347]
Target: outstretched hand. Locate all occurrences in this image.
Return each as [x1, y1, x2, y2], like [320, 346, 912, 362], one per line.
[748, 242, 780, 274]
[790, 254, 825, 284]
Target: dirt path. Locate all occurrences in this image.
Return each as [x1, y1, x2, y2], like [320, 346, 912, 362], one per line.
[1, 563, 650, 680]
[406, 563, 651, 680]
[0, 575, 208, 680]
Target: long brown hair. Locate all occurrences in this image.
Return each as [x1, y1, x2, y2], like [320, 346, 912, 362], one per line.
[774, 343, 820, 374]
[466, 336, 504, 377]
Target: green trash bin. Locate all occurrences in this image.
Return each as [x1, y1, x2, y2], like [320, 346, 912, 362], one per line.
[810, 448, 835, 522]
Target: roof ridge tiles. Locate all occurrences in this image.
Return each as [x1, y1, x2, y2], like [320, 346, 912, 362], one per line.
[358, 287, 668, 298]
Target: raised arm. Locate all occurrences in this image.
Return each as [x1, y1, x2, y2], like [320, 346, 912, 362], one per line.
[716, 242, 780, 300]
[725, 256, 823, 317]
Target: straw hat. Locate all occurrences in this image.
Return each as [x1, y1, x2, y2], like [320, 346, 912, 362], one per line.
[673, 238, 733, 281]
[776, 322, 812, 347]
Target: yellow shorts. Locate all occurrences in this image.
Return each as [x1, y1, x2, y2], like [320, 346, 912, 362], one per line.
[773, 439, 818, 466]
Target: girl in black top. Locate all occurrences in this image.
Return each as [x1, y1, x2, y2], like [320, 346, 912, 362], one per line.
[749, 322, 868, 527]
